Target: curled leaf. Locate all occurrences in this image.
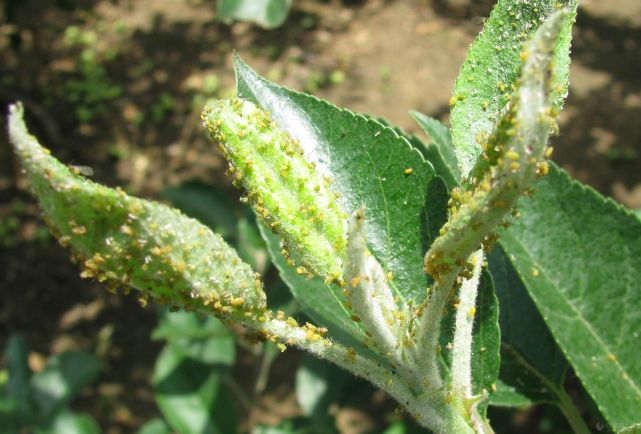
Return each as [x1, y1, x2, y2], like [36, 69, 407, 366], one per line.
[8, 103, 266, 321]
[425, 10, 567, 281]
[202, 98, 347, 281]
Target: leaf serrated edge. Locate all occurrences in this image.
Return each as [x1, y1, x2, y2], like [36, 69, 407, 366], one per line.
[234, 53, 437, 180]
[546, 162, 641, 224]
[502, 163, 641, 429]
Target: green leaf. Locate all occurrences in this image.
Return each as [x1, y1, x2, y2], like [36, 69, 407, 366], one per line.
[153, 345, 237, 434]
[35, 410, 100, 434]
[619, 423, 641, 434]
[253, 418, 337, 434]
[449, 0, 577, 177]
[410, 111, 461, 186]
[152, 311, 235, 366]
[295, 354, 347, 421]
[371, 117, 457, 191]
[382, 421, 425, 434]
[4, 334, 31, 413]
[8, 103, 266, 321]
[137, 418, 172, 434]
[470, 271, 500, 414]
[438, 271, 500, 405]
[217, 0, 292, 29]
[488, 246, 567, 407]
[234, 55, 439, 306]
[499, 164, 641, 430]
[30, 351, 101, 417]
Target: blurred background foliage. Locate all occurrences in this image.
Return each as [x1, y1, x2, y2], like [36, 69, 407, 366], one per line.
[1, 0, 640, 432]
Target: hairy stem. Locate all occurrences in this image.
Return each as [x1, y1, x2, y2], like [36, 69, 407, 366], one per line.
[413, 272, 457, 389]
[259, 318, 400, 392]
[257, 317, 451, 429]
[451, 249, 484, 396]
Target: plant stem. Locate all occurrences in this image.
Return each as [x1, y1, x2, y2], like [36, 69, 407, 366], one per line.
[557, 388, 592, 434]
[413, 271, 457, 388]
[406, 394, 476, 434]
[260, 317, 450, 433]
[260, 318, 408, 396]
[503, 343, 591, 434]
[451, 249, 484, 396]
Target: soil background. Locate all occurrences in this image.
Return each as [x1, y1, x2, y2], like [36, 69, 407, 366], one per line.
[1, 0, 640, 433]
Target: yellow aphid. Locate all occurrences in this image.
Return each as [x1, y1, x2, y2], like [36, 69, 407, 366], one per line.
[404, 168, 414, 175]
[537, 161, 550, 176]
[350, 276, 361, 288]
[286, 317, 298, 327]
[120, 224, 133, 236]
[231, 297, 245, 307]
[71, 225, 87, 235]
[128, 201, 143, 216]
[80, 269, 96, 279]
[506, 150, 520, 161]
[468, 307, 476, 318]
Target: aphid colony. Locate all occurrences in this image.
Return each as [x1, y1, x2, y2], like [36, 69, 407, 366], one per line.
[202, 98, 347, 282]
[423, 15, 560, 283]
[202, 98, 423, 358]
[9, 105, 266, 324]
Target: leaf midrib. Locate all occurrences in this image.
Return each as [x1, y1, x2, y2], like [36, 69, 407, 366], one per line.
[503, 233, 641, 399]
